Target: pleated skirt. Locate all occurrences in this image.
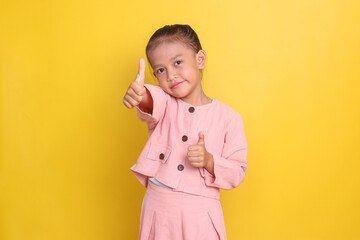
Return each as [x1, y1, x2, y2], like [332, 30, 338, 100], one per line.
[139, 180, 227, 240]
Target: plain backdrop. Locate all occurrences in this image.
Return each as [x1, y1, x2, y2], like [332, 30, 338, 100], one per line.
[1, 0, 359, 239]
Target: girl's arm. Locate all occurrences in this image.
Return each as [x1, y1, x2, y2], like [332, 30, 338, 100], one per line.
[135, 84, 167, 129]
[200, 113, 248, 190]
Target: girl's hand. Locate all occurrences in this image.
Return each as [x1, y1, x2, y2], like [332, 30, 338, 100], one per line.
[123, 58, 147, 109]
[187, 132, 215, 175]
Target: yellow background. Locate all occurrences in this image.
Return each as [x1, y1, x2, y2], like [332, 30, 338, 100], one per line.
[1, 0, 359, 239]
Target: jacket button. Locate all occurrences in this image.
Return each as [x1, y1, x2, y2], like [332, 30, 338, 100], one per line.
[159, 153, 165, 160]
[177, 164, 184, 171]
[182, 135, 188, 142]
[188, 107, 195, 113]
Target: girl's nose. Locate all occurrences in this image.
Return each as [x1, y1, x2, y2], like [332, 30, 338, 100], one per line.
[166, 68, 177, 82]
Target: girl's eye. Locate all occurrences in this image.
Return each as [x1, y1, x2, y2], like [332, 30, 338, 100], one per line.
[156, 68, 165, 74]
[175, 60, 182, 65]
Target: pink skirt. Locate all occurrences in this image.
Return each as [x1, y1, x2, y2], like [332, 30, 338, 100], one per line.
[139, 180, 227, 240]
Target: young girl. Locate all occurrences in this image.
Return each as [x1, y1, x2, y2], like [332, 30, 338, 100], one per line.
[123, 24, 248, 240]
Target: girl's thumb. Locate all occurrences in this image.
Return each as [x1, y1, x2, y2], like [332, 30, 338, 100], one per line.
[136, 58, 145, 87]
[198, 132, 205, 145]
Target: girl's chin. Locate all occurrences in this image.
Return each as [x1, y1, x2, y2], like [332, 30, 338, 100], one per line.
[169, 93, 186, 98]
[164, 89, 188, 99]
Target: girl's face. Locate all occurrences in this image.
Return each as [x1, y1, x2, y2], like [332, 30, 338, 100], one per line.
[148, 41, 206, 102]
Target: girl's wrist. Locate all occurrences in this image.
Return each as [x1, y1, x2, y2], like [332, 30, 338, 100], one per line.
[205, 152, 215, 176]
[138, 88, 153, 114]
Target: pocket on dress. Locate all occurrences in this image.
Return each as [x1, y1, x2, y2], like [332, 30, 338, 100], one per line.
[146, 142, 171, 163]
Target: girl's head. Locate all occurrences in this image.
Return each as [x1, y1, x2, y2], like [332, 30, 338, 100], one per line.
[146, 24, 202, 60]
[145, 24, 207, 103]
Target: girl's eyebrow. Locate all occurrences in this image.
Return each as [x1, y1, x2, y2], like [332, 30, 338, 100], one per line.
[153, 54, 182, 69]
[169, 54, 182, 61]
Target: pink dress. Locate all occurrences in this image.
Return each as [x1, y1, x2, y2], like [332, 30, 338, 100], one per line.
[131, 84, 248, 239]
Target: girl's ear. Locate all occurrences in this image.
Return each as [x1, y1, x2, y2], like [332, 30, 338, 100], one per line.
[196, 50, 206, 70]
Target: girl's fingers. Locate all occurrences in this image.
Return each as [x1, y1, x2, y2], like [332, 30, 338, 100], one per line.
[127, 87, 143, 103]
[187, 150, 204, 157]
[122, 98, 133, 109]
[131, 83, 146, 96]
[188, 156, 203, 162]
[124, 94, 140, 108]
[188, 145, 202, 151]
[188, 161, 204, 168]
[131, 79, 147, 95]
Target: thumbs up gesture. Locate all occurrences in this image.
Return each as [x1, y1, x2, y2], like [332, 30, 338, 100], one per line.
[123, 58, 148, 109]
[187, 132, 214, 175]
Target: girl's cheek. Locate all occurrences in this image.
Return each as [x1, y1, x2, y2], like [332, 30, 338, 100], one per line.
[159, 82, 169, 92]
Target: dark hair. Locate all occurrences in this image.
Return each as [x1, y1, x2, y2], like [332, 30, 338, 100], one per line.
[146, 24, 202, 64]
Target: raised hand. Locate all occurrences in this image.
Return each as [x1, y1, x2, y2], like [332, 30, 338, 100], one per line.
[187, 132, 214, 175]
[123, 58, 147, 109]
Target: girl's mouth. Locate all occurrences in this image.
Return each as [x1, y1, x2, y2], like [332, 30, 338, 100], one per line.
[170, 81, 184, 89]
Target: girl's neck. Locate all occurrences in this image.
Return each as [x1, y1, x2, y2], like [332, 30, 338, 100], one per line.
[180, 89, 212, 106]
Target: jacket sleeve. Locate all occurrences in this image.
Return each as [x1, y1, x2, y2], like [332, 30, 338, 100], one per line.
[135, 84, 168, 132]
[200, 112, 248, 190]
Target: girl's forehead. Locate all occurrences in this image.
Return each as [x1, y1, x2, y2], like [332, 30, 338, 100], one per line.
[148, 41, 195, 63]
[152, 41, 191, 54]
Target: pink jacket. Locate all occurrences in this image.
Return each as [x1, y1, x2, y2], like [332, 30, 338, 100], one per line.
[130, 84, 248, 199]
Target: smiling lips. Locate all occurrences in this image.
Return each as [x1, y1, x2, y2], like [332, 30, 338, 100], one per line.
[170, 81, 184, 89]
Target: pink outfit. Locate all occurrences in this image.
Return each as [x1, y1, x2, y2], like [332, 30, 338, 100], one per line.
[140, 180, 226, 240]
[130, 84, 248, 239]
